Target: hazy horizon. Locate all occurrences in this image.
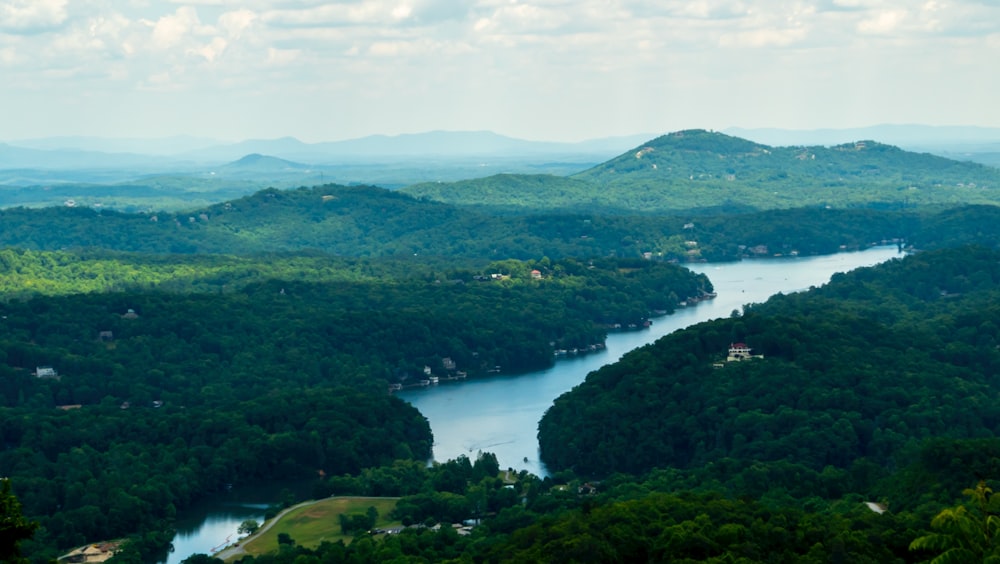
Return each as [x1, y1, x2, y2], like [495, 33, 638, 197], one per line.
[2, 1, 999, 143]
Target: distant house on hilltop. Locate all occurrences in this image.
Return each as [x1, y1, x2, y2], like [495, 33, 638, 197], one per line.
[727, 343, 763, 362]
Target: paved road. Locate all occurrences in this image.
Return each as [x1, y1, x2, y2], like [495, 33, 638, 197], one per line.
[213, 499, 321, 561]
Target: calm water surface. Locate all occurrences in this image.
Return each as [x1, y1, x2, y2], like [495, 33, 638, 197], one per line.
[162, 481, 310, 564]
[399, 247, 903, 477]
[167, 247, 901, 560]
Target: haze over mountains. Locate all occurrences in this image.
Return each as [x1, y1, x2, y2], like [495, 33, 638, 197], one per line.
[727, 124, 1000, 167]
[4, 125, 1000, 171]
[403, 129, 1000, 213]
[2, 126, 999, 213]
[0, 130, 658, 194]
[1, 131, 657, 167]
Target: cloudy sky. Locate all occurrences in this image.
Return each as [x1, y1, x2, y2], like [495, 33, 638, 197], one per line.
[1, 0, 998, 142]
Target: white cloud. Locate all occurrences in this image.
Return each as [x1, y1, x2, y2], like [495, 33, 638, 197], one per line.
[857, 9, 907, 35]
[192, 36, 228, 61]
[147, 6, 204, 49]
[219, 9, 257, 39]
[1, 0, 999, 140]
[265, 46, 301, 66]
[0, 0, 67, 33]
[262, 2, 415, 27]
[0, 45, 20, 64]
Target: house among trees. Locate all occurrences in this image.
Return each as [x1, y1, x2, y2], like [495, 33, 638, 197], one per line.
[35, 366, 59, 379]
[727, 343, 763, 362]
[59, 542, 120, 562]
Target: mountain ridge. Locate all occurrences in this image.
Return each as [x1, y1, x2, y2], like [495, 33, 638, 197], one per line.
[403, 129, 1000, 213]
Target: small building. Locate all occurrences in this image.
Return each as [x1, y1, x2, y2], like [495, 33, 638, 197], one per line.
[122, 309, 139, 319]
[530, 269, 542, 279]
[60, 542, 119, 563]
[864, 501, 888, 514]
[727, 343, 762, 362]
[35, 366, 59, 379]
[442, 357, 456, 371]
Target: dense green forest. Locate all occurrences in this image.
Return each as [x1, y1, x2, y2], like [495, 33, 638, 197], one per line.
[8, 129, 998, 215]
[0, 254, 708, 560]
[403, 130, 1000, 213]
[539, 246, 1000, 483]
[3, 183, 1000, 262]
[156, 443, 1000, 563]
[155, 246, 1000, 563]
[1, 136, 1000, 562]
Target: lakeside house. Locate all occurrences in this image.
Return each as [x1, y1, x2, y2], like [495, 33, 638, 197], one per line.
[59, 542, 120, 563]
[727, 343, 763, 362]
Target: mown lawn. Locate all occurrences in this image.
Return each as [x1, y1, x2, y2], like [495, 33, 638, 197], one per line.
[236, 497, 401, 558]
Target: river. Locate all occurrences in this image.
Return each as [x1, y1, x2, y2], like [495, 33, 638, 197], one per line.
[165, 246, 901, 561]
[398, 246, 903, 477]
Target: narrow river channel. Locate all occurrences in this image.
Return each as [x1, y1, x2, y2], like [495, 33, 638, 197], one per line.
[398, 246, 903, 477]
[165, 246, 901, 561]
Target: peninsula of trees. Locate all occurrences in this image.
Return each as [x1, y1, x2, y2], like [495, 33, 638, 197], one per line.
[2, 128, 1000, 562]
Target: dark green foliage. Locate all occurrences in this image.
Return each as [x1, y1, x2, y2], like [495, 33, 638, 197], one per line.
[539, 246, 1000, 479]
[0, 479, 38, 564]
[0, 252, 706, 555]
[107, 527, 175, 563]
[238, 519, 260, 535]
[338, 509, 377, 536]
[180, 555, 225, 564]
[909, 481, 1000, 563]
[2, 183, 996, 263]
[487, 492, 910, 563]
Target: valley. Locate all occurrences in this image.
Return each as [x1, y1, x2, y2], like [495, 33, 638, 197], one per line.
[1, 128, 1000, 563]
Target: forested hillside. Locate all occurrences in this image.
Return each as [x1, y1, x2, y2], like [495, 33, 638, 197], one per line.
[539, 246, 1000, 483]
[2, 140, 1000, 561]
[0, 253, 709, 560]
[154, 245, 1000, 564]
[403, 129, 1000, 212]
[3, 183, 1000, 263]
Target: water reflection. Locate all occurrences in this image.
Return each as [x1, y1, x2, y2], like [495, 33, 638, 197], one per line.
[400, 247, 902, 477]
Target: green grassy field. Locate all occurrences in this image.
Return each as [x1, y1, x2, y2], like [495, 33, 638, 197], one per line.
[235, 497, 401, 558]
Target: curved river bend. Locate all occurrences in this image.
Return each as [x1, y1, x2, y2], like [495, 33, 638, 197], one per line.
[398, 247, 902, 477]
[166, 246, 900, 562]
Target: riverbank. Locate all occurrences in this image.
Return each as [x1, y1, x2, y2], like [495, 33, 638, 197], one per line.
[399, 246, 903, 477]
[166, 247, 902, 561]
[217, 497, 401, 561]
[391, 290, 717, 394]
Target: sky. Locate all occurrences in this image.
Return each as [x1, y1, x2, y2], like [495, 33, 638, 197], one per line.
[1, 0, 998, 143]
